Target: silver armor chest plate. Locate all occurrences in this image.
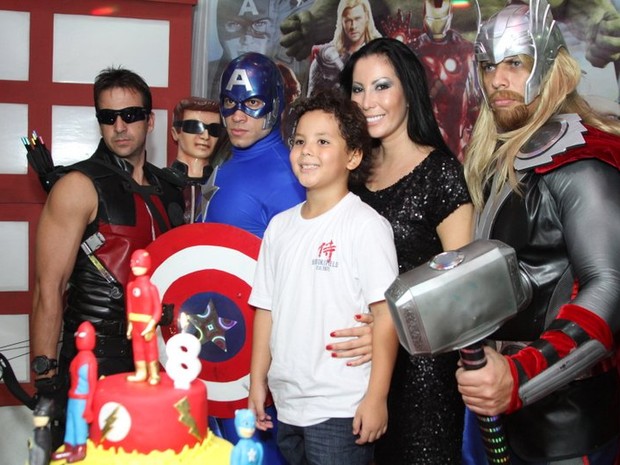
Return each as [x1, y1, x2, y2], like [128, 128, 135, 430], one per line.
[476, 114, 587, 239]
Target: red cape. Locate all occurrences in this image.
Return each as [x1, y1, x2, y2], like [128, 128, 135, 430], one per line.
[535, 124, 620, 174]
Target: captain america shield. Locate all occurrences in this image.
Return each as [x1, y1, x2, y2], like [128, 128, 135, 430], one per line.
[146, 223, 261, 418]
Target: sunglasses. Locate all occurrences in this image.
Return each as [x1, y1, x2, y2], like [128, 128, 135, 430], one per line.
[96, 107, 149, 125]
[173, 120, 223, 137]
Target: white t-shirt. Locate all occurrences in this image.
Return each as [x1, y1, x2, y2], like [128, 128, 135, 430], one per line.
[249, 192, 398, 426]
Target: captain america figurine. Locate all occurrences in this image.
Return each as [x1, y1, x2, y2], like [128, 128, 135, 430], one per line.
[231, 409, 264, 465]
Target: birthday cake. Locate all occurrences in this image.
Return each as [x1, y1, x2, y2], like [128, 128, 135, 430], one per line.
[49, 249, 234, 464]
[51, 371, 232, 464]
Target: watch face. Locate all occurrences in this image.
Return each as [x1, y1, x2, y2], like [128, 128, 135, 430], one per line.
[32, 356, 56, 375]
[32, 357, 46, 374]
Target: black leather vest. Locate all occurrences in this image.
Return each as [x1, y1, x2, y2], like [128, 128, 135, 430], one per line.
[62, 141, 183, 332]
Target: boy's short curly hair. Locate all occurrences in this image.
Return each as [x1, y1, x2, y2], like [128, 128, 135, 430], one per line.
[291, 88, 374, 186]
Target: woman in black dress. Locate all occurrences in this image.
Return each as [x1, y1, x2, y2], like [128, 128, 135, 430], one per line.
[340, 37, 474, 464]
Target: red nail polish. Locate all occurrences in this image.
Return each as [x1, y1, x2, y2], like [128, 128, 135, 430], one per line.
[326, 345, 333, 350]
[354, 314, 362, 320]
[331, 353, 338, 358]
[330, 331, 336, 337]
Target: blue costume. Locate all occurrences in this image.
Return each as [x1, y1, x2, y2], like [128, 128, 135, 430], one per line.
[204, 129, 305, 238]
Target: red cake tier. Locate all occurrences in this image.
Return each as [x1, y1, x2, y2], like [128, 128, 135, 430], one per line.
[89, 372, 208, 454]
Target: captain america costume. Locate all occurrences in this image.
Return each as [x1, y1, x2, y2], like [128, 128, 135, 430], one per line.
[203, 128, 305, 238]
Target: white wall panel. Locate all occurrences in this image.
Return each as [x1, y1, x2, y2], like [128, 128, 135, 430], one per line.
[0, 103, 28, 174]
[0, 222, 28, 292]
[0, 10, 30, 81]
[53, 14, 169, 86]
[0, 405, 31, 465]
[0, 316, 31, 465]
[0, 314, 30, 382]
[51, 105, 100, 165]
[149, 109, 168, 168]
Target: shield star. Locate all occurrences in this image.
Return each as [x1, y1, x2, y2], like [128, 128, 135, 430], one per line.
[185, 299, 238, 352]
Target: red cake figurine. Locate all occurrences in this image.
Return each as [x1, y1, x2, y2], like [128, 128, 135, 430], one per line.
[126, 249, 162, 385]
[51, 321, 97, 463]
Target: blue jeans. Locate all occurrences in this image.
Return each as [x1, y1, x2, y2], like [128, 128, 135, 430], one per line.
[277, 418, 374, 465]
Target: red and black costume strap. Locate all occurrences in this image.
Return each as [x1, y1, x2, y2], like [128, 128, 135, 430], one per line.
[535, 124, 620, 174]
[507, 303, 615, 412]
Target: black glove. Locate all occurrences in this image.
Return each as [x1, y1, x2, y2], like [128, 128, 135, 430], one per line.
[33, 374, 65, 399]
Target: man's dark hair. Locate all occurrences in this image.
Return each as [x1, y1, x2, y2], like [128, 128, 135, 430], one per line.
[93, 67, 152, 112]
[291, 88, 374, 187]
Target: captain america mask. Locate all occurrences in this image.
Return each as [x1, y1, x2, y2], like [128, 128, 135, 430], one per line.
[219, 52, 284, 130]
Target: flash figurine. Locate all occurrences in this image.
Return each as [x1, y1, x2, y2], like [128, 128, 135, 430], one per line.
[126, 249, 162, 385]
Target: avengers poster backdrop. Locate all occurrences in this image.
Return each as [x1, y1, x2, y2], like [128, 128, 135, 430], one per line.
[194, 0, 620, 160]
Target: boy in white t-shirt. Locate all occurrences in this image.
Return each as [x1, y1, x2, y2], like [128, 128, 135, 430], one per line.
[248, 88, 399, 465]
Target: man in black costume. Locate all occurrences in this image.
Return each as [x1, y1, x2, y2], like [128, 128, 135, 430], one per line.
[30, 67, 183, 448]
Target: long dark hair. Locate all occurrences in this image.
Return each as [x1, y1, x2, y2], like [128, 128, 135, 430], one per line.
[340, 37, 453, 157]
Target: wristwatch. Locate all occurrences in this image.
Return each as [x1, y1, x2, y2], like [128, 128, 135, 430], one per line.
[31, 355, 58, 375]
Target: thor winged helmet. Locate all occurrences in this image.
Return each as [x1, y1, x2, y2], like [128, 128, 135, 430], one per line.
[473, 0, 566, 105]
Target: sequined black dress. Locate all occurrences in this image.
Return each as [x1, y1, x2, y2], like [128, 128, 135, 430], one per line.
[354, 149, 471, 465]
